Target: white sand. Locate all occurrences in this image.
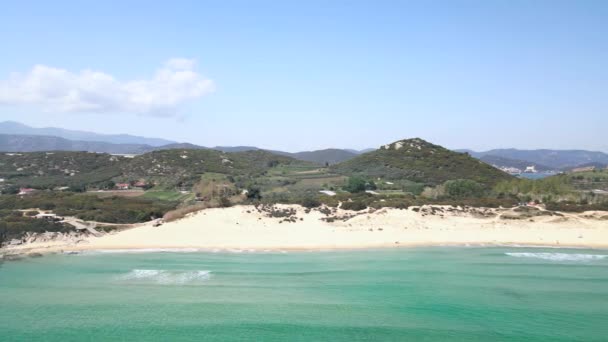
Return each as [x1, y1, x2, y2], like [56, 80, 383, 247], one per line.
[7, 205, 607, 255]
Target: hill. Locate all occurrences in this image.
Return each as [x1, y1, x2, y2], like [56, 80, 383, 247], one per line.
[331, 138, 512, 186]
[0, 121, 176, 146]
[0, 122, 361, 164]
[462, 148, 608, 170]
[283, 149, 358, 165]
[121, 149, 304, 186]
[0, 149, 311, 190]
[0, 151, 125, 189]
[0, 134, 152, 154]
[151, 143, 207, 151]
[564, 162, 608, 172]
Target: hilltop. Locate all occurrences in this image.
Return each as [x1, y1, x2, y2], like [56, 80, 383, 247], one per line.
[331, 138, 512, 186]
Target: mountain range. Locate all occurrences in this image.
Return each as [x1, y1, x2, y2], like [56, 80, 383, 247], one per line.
[0, 121, 175, 146]
[460, 149, 608, 170]
[0, 121, 367, 165]
[0, 137, 510, 191]
[2, 121, 608, 171]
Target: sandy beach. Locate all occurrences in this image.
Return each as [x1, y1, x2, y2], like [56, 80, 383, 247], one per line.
[4, 204, 608, 256]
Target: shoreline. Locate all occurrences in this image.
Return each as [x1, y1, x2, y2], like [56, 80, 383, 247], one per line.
[3, 204, 608, 258]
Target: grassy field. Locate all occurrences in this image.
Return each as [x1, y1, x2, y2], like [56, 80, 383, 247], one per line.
[141, 191, 193, 202]
[88, 190, 145, 198]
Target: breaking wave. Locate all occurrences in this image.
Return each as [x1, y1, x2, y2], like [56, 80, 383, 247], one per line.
[505, 252, 608, 262]
[121, 269, 212, 284]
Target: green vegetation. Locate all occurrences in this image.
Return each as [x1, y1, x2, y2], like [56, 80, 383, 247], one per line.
[343, 177, 366, 193]
[493, 175, 573, 199]
[0, 152, 123, 190]
[567, 169, 608, 190]
[1, 140, 607, 243]
[0, 210, 74, 243]
[331, 138, 511, 187]
[0, 193, 175, 224]
[141, 191, 191, 202]
[444, 179, 485, 198]
[0, 149, 310, 191]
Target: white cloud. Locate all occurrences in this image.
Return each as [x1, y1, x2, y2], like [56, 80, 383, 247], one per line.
[0, 59, 214, 116]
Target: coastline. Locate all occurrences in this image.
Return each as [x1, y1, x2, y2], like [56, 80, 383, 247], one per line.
[3, 204, 608, 257]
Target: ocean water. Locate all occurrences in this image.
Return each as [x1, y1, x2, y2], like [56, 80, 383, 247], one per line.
[1, 248, 607, 341]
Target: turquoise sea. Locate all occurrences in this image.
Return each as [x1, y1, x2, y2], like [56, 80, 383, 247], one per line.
[1, 247, 607, 341]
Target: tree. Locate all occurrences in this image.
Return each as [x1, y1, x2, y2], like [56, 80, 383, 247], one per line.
[246, 186, 262, 200]
[69, 184, 87, 193]
[0, 222, 7, 247]
[1, 185, 20, 195]
[365, 180, 377, 191]
[343, 177, 366, 193]
[443, 179, 484, 198]
[301, 196, 321, 208]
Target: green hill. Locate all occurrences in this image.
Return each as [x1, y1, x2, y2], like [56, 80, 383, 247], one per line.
[0, 149, 311, 190]
[330, 138, 512, 186]
[0, 151, 125, 189]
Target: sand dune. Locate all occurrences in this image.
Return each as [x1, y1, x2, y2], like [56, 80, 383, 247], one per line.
[6, 205, 608, 256]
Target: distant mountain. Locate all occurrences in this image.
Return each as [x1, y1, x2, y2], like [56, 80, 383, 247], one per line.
[0, 134, 152, 154]
[565, 162, 608, 172]
[332, 138, 512, 186]
[344, 148, 375, 154]
[213, 146, 262, 153]
[0, 121, 176, 147]
[459, 148, 608, 170]
[0, 132, 361, 165]
[479, 155, 553, 172]
[153, 143, 208, 151]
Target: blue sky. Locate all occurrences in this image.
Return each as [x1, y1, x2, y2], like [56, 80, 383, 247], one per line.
[0, 0, 606, 152]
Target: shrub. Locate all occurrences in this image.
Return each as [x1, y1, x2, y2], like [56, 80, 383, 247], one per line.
[343, 177, 366, 193]
[443, 179, 484, 198]
[341, 201, 367, 211]
[300, 196, 322, 208]
[365, 180, 377, 190]
[219, 196, 232, 208]
[246, 186, 262, 200]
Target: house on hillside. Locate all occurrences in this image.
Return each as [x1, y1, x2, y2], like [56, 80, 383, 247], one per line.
[18, 188, 36, 195]
[134, 180, 147, 188]
[115, 183, 130, 190]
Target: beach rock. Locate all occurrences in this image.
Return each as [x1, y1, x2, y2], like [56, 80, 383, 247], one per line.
[2, 254, 24, 261]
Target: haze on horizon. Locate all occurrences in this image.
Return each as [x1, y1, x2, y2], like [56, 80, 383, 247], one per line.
[0, 1, 606, 153]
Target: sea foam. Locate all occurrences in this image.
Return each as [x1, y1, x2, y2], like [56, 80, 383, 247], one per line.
[121, 269, 212, 284]
[505, 252, 608, 262]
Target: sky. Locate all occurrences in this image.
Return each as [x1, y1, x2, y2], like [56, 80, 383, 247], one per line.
[0, 0, 607, 152]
